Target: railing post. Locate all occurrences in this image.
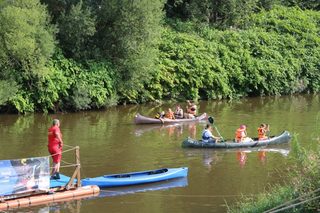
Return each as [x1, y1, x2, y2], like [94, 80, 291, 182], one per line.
[75, 146, 81, 187]
[66, 146, 81, 189]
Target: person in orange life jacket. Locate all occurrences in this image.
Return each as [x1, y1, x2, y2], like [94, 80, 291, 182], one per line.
[257, 123, 270, 140]
[185, 100, 197, 118]
[174, 105, 184, 119]
[202, 124, 221, 143]
[235, 124, 252, 142]
[165, 108, 175, 119]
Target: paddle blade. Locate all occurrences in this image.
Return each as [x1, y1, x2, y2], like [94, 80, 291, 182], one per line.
[208, 116, 214, 124]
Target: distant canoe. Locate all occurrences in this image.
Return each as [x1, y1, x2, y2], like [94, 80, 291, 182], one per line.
[82, 167, 188, 188]
[134, 113, 207, 124]
[182, 131, 291, 148]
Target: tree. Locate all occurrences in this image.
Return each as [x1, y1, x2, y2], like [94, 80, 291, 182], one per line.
[0, 80, 18, 107]
[165, 0, 259, 28]
[57, 0, 96, 59]
[96, 0, 164, 103]
[0, 0, 56, 112]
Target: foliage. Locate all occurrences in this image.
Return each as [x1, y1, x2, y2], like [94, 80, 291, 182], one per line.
[280, 0, 320, 10]
[0, 80, 18, 107]
[96, 0, 164, 103]
[49, 53, 118, 111]
[0, 0, 56, 113]
[154, 6, 320, 101]
[228, 186, 296, 213]
[57, 0, 96, 59]
[0, 0, 55, 77]
[153, 27, 232, 100]
[0, 1, 319, 112]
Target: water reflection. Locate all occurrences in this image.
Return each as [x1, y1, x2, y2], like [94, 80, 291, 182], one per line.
[237, 151, 248, 168]
[236, 148, 290, 168]
[202, 151, 222, 171]
[99, 177, 188, 197]
[14, 199, 82, 213]
[134, 122, 200, 138]
[183, 147, 290, 170]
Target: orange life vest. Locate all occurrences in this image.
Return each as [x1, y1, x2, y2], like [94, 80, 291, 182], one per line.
[258, 127, 267, 140]
[235, 128, 245, 142]
[165, 111, 175, 119]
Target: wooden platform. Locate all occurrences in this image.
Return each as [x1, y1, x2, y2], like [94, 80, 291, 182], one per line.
[0, 185, 100, 211]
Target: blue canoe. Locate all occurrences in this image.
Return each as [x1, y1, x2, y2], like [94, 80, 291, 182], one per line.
[98, 177, 188, 197]
[81, 167, 188, 188]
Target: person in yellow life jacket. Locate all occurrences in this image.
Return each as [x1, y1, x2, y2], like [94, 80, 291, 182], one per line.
[258, 123, 270, 140]
[155, 111, 165, 119]
[165, 108, 175, 119]
[235, 125, 252, 142]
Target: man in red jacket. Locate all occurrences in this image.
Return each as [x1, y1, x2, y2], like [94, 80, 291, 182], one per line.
[48, 119, 63, 179]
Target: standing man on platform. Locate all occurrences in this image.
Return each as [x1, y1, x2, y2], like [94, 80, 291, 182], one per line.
[48, 119, 63, 179]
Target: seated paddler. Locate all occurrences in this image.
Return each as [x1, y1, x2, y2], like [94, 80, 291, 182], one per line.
[174, 104, 184, 119]
[257, 123, 270, 140]
[202, 124, 221, 143]
[165, 108, 175, 119]
[235, 124, 253, 143]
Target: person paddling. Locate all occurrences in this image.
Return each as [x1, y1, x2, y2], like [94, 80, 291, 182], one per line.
[202, 124, 221, 143]
[48, 119, 63, 179]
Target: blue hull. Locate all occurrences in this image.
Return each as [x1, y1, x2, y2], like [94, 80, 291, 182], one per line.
[81, 167, 188, 187]
[99, 177, 188, 197]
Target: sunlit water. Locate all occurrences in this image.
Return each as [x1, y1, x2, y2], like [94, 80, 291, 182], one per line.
[0, 94, 319, 212]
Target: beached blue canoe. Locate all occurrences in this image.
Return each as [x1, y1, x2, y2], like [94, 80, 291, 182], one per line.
[81, 167, 188, 187]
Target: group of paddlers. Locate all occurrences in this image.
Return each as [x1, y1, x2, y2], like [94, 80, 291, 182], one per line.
[155, 100, 197, 120]
[202, 123, 270, 143]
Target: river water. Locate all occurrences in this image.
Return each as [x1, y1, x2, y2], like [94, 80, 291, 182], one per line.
[0, 94, 319, 212]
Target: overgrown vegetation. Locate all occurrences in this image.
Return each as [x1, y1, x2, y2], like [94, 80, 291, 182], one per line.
[0, 0, 319, 113]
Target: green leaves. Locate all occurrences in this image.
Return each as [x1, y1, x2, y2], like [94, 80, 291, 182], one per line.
[0, 0, 55, 76]
[154, 6, 320, 101]
[57, 1, 96, 59]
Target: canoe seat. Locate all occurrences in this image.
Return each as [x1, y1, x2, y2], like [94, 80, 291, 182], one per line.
[114, 174, 131, 178]
[148, 169, 168, 175]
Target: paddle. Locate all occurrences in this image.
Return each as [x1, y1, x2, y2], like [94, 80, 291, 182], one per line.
[208, 116, 224, 142]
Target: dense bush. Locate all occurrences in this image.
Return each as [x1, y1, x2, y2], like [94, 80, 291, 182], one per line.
[5, 52, 117, 113]
[46, 53, 118, 112]
[150, 6, 320, 101]
[0, 2, 319, 113]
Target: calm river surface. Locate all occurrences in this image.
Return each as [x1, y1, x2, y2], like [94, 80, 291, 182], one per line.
[0, 94, 319, 213]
